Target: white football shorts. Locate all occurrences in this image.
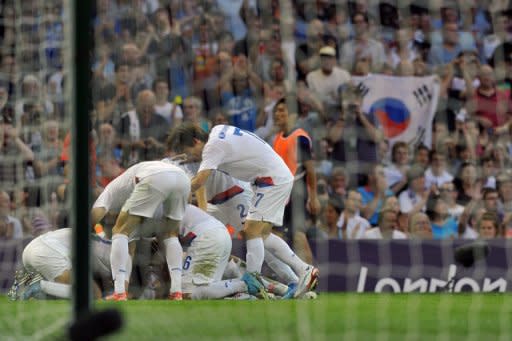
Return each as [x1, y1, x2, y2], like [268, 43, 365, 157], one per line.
[121, 170, 190, 221]
[182, 226, 232, 293]
[246, 181, 293, 226]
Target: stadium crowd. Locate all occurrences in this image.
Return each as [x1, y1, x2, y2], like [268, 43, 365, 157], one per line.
[2, 0, 512, 248]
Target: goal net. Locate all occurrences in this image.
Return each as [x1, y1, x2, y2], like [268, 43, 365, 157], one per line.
[2, 0, 512, 339]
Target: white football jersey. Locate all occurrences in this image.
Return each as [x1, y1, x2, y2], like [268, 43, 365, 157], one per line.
[179, 204, 225, 240]
[93, 160, 188, 212]
[205, 170, 252, 205]
[198, 125, 293, 185]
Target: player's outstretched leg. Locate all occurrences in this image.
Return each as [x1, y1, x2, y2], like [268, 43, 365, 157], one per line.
[263, 233, 318, 298]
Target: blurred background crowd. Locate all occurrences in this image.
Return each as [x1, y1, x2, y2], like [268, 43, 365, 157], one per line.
[2, 0, 512, 247]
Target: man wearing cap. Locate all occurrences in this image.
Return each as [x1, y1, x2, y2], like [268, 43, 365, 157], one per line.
[305, 45, 351, 109]
[398, 164, 430, 216]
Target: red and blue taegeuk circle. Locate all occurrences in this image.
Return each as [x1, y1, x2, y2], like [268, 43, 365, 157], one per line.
[369, 97, 410, 138]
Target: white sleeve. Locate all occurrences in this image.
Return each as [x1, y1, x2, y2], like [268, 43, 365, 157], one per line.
[93, 186, 113, 211]
[198, 138, 227, 172]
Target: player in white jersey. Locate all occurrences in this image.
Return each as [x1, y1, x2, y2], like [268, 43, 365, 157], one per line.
[10, 228, 114, 300]
[178, 204, 250, 299]
[91, 160, 190, 301]
[177, 161, 300, 288]
[167, 123, 318, 298]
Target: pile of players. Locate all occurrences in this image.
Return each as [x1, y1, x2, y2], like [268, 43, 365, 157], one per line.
[9, 122, 318, 301]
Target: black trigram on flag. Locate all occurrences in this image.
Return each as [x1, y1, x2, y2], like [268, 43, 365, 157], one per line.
[413, 84, 432, 106]
[356, 82, 370, 97]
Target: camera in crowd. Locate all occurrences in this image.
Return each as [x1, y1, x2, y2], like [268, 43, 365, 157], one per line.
[338, 83, 364, 123]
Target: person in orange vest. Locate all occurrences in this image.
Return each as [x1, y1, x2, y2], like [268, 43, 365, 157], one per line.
[272, 97, 321, 251]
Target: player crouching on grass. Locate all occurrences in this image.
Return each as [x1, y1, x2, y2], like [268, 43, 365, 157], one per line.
[167, 123, 319, 298]
[179, 204, 269, 300]
[9, 228, 120, 300]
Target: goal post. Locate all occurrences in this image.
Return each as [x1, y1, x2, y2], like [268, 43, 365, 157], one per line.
[70, 0, 94, 321]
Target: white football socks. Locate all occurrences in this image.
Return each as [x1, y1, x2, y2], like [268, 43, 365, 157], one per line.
[264, 250, 299, 285]
[246, 238, 264, 273]
[263, 233, 309, 275]
[223, 258, 244, 279]
[111, 234, 129, 294]
[40, 280, 71, 298]
[190, 279, 247, 300]
[163, 236, 183, 294]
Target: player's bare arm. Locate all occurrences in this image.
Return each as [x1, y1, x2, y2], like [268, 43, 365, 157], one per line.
[191, 169, 212, 193]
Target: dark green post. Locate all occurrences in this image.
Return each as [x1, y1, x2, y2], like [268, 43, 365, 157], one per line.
[71, 0, 94, 320]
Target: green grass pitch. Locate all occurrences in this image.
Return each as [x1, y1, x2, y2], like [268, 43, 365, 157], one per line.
[1, 294, 512, 340]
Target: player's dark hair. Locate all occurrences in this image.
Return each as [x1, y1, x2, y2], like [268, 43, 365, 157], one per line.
[272, 97, 287, 114]
[167, 122, 208, 153]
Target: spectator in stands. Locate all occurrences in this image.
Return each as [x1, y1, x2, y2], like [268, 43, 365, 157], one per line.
[425, 149, 454, 189]
[0, 117, 35, 191]
[93, 43, 116, 84]
[481, 155, 498, 188]
[315, 198, 341, 240]
[383, 195, 400, 214]
[116, 89, 168, 166]
[413, 56, 429, 76]
[153, 78, 183, 127]
[477, 211, 502, 238]
[306, 46, 351, 110]
[340, 12, 386, 72]
[130, 56, 153, 100]
[388, 28, 418, 68]
[182, 96, 210, 132]
[467, 64, 512, 133]
[457, 199, 483, 239]
[336, 189, 370, 239]
[328, 166, 349, 204]
[408, 212, 433, 239]
[251, 24, 284, 83]
[233, 9, 262, 56]
[294, 83, 326, 143]
[0, 191, 23, 239]
[384, 141, 410, 195]
[358, 164, 393, 226]
[428, 21, 476, 66]
[398, 164, 430, 216]
[295, 19, 325, 81]
[218, 56, 262, 132]
[455, 161, 482, 205]
[96, 122, 122, 163]
[94, 61, 134, 125]
[362, 208, 407, 239]
[490, 142, 512, 172]
[439, 181, 464, 221]
[211, 108, 230, 127]
[428, 197, 458, 239]
[216, 0, 257, 42]
[413, 144, 430, 170]
[482, 187, 502, 217]
[323, 3, 352, 49]
[377, 139, 391, 167]
[191, 16, 220, 110]
[33, 120, 63, 178]
[31, 213, 52, 237]
[497, 172, 512, 214]
[485, 10, 512, 64]
[328, 83, 382, 183]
